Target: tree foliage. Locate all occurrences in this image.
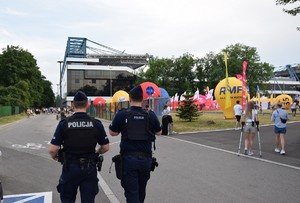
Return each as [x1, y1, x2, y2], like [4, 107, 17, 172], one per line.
[276, 0, 300, 30]
[135, 57, 174, 93]
[175, 91, 199, 122]
[136, 53, 196, 96]
[198, 43, 275, 97]
[0, 45, 54, 108]
[276, 0, 300, 16]
[217, 43, 274, 96]
[172, 54, 196, 95]
[138, 43, 274, 98]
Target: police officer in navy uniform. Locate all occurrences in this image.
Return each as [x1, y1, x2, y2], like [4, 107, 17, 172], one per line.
[48, 91, 109, 203]
[109, 85, 162, 203]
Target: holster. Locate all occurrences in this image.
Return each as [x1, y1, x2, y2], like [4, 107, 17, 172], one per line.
[57, 149, 68, 171]
[151, 157, 159, 172]
[96, 154, 104, 172]
[111, 154, 122, 180]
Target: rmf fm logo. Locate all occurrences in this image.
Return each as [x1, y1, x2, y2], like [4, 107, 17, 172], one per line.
[219, 86, 242, 95]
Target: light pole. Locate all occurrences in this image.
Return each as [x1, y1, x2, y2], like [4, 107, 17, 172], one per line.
[56, 84, 59, 96]
[56, 84, 60, 107]
[57, 61, 63, 103]
[109, 66, 112, 97]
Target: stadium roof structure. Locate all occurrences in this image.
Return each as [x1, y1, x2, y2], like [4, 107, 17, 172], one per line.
[61, 37, 153, 75]
[273, 64, 300, 81]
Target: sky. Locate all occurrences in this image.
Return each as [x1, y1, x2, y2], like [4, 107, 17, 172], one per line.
[0, 0, 299, 94]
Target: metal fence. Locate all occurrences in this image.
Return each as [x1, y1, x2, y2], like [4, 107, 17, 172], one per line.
[90, 97, 169, 120]
[0, 106, 24, 117]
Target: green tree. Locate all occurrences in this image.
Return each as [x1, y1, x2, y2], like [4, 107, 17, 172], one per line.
[196, 43, 274, 97]
[276, 0, 300, 16]
[41, 79, 55, 107]
[176, 91, 199, 122]
[135, 57, 175, 94]
[195, 51, 224, 94]
[0, 45, 55, 108]
[276, 0, 300, 30]
[137, 54, 196, 96]
[172, 53, 196, 95]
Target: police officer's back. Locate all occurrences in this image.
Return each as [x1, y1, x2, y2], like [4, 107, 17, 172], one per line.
[48, 91, 109, 203]
[109, 85, 162, 203]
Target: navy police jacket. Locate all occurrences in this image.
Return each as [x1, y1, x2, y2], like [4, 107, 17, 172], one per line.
[109, 106, 161, 155]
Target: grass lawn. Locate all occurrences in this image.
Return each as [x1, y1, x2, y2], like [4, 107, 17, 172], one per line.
[173, 110, 300, 133]
[1, 111, 299, 134]
[0, 114, 26, 125]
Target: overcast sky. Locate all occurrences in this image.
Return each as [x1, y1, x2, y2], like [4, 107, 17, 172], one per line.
[1, 0, 299, 94]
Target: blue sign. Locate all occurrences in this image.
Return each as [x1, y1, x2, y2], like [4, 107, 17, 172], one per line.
[4, 192, 52, 203]
[146, 86, 154, 96]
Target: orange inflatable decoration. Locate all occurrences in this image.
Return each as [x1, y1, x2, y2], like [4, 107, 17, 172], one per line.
[93, 97, 105, 105]
[112, 90, 129, 103]
[275, 94, 293, 110]
[140, 82, 161, 99]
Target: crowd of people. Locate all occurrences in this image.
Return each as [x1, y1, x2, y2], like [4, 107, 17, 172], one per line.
[233, 100, 294, 156]
[45, 88, 297, 202]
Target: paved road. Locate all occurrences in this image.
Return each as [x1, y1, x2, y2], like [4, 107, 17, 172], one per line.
[1, 114, 300, 203]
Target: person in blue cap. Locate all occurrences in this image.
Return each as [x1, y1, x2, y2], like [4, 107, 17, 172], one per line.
[48, 90, 109, 203]
[109, 85, 162, 203]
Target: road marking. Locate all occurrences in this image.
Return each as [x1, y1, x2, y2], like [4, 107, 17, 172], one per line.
[97, 172, 120, 203]
[165, 136, 300, 171]
[12, 143, 46, 150]
[4, 191, 52, 203]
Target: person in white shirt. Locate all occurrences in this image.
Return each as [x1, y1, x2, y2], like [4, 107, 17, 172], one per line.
[161, 102, 176, 135]
[290, 101, 298, 117]
[241, 101, 259, 156]
[233, 100, 243, 130]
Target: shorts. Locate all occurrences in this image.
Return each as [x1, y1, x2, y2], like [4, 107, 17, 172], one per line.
[243, 122, 255, 133]
[235, 115, 241, 122]
[291, 108, 296, 113]
[274, 126, 286, 134]
[244, 125, 256, 133]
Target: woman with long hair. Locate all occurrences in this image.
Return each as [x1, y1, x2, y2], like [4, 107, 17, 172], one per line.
[242, 101, 259, 156]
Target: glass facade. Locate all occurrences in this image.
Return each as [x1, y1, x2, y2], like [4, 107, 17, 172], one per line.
[67, 69, 136, 96]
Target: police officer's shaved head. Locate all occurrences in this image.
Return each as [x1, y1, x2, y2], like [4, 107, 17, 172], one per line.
[129, 85, 143, 102]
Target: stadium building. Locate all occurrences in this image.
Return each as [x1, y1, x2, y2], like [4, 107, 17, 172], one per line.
[58, 37, 152, 105]
[264, 64, 300, 100]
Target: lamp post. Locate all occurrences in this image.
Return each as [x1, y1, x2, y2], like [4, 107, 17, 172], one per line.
[57, 61, 63, 103]
[56, 84, 60, 107]
[56, 84, 59, 95]
[109, 66, 112, 97]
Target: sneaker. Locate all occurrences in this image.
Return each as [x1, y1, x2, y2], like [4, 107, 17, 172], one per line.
[248, 151, 254, 156]
[244, 149, 248, 155]
[275, 148, 280, 153]
[280, 149, 285, 155]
